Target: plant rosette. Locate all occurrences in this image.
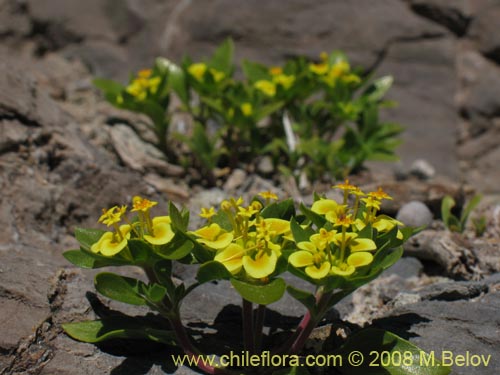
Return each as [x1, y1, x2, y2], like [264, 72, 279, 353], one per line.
[63, 185, 449, 375]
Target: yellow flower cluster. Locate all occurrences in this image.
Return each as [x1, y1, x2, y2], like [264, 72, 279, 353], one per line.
[192, 193, 290, 280]
[91, 196, 174, 256]
[187, 63, 225, 83]
[253, 67, 296, 97]
[289, 181, 402, 279]
[125, 69, 162, 101]
[309, 53, 360, 87]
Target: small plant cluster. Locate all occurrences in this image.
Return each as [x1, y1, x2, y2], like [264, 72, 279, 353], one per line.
[63, 183, 449, 374]
[441, 194, 484, 235]
[95, 40, 402, 184]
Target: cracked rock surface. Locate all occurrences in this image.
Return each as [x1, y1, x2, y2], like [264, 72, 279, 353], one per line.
[1, 1, 500, 374]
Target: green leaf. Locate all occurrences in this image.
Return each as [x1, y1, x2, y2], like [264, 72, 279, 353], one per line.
[242, 60, 270, 82]
[335, 328, 450, 374]
[127, 239, 152, 264]
[440, 195, 455, 229]
[299, 203, 327, 228]
[230, 278, 286, 305]
[362, 76, 393, 103]
[460, 194, 481, 230]
[290, 218, 312, 243]
[75, 228, 106, 251]
[63, 249, 129, 269]
[62, 317, 174, 344]
[93, 78, 124, 96]
[95, 273, 147, 306]
[156, 233, 194, 260]
[196, 261, 231, 283]
[169, 201, 186, 231]
[286, 285, 316, 314]
[156, 57, 189, 105]
[209, 38, 234, 75]
[261, 199, 295, 220]
[147, 283, 167, 303]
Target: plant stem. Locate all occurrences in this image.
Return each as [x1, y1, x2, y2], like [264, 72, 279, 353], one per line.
[254, 304, 266, 352]
[242, 298, 255, 353]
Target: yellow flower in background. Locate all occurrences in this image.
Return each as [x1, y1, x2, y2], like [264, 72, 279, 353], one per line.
[272, 74, 295, 90]
[199, 207, 216, 219]
[289, 241, 331, 279]
[254, 80, 276, 97]
[362, 196, 382, 211]
[332, 232, 376, 253]
[241, 102, 253, 117]
[333, 179, 357, 192]
[329, 60, 350, 78]
[188, 63, 207, 82]
[91, 224, 131, 256]
[269, 66, 283, 76]
[309, 62, 328, 75]
[210, 68, 225, 83]
[137, 69, 153, 79]
[131, 196, 158, 213]
[258, 191, 278, 201]
[368, 187, 393, 201]
[98, 205, 127, 227]
[144, 216, 175, 245]
[342, 73, 361, 84]
[319, 51, 328, 61]
[192, 223, 233, 249]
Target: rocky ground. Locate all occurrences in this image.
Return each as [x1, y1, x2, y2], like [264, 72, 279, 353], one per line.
[0, 0, 499, 374]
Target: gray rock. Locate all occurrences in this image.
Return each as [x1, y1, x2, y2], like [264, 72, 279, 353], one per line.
[382, 257, 424, 279]
[396, 201, 434, 228]
[223, 168, 247, 191]
[416, 280, 489, 301]
[468, 3, 500, 62]
[410, 159, 436, 180]
[257, 155, 274, 175]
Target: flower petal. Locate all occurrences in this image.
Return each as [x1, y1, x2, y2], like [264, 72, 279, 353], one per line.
[289, 251, 314, 268]
[91, 232, 112, 253]
[198, 232, 234, 250]
[192, 223, 221, 241]
[100, 236, 128, 256]
[152, 216, 172, 225]
[243, 252, 277, 279]
[311, 199, 338, 215]
[350, 238, 377, 252]
[264, 218, 290, 235]
[305, 262, 330, 279]
[347, 252, 373, 268]
[214, 244, 244, 274]
[330, 264, 355, 276]
[144, 223, 175, 245]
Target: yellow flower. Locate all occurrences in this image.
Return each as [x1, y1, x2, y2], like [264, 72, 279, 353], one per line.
[254, 80, 276, 97]
[333, 179, 357, 192]
[332, 232, 376, 253]
[210, 68, 225, 83]
[131, 196, 158, 213]
[126, 80, 147, 100]
[214, 243, 245, 274]
[199, 207, 216, 219]
[355, 215, 403, 240]
[310, 228, 337, 250]
[333, 214, 354, 228]
[147, 76, 161, 94]
[309, 63, 328, 75]
[269, 66, 283, 76]
[311, 198, 339, 215]
[368, 187, 393, 201]
[319, 51, 328, 61]
[137, 69, 152, 79]
[91, 224, 131, 256]
[188, 63, 207, 82]
[347, 252, 373, 268]
[361, 196, 382, 210]
[144, 216, 175, 245]
[342, 73, 361, 84]
[242, 249, 278, 279]
[272, 74, 295, 90]
[241, 102, 253, 117]
[258, 191, 278, 201]
[289, 241, 331, 279]
[98, 206, 127, 227]
[329, 60, 350, 78]
[192, 223, 233, 249]
[330, 263, 355, 276]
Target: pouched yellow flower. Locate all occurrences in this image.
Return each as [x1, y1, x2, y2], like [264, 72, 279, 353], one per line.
[272, 74, 295, 90]
[91, 224, 131, 256]
[263, 218, 290, 236]
[188, 63, 207, 82]
[309, 63, 328, 75]
[356, 215, 403, 240]
[333, 214, 354, 228]
[192, 223, 233, 249]
[269, 66, 283, 75]
[330, 263, 355, 276]
[144, 216, 175, 245]
[98, 206, 127, 227]
[241, 102, 253, 117]
[329, 60, 350, 78]
[310, 228, 336, 250]
[254, 80, 276, 97]
[214, 243, 245, 274]
[199, 207, 216, 219]
[126, 80, 147, 100]
[242, 250, 278, 279]
[131, 196, 158, 212]
[289, 241, 331, 279]
[332, 232, 376, 253]
[347, 252, 373, 268]
[311, 198, 339, 215]
[258, 191, 278, 201]
[210, 68, 225, 83]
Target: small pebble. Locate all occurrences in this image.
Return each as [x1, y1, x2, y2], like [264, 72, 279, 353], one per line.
[396, 201, 433, 228]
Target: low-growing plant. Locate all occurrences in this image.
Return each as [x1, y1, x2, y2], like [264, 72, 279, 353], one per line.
[63, 183, 449, 374]
[95, 40, 402, 185]
[441, 194, 482, 233]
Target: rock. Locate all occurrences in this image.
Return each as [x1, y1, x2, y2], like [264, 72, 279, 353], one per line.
[382, 257, 424, 279]
[404, 230, 480, 279]
[396, 201, 434, 228]
[223, 168, 247, 191]
[407, 0, 471, 35]
[391, 292, 422, 308]
[409, 159, 436, 180]
[257, 155, 274, 175]
[468, 3, 500, 62]
[416, 280, 489, 301]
